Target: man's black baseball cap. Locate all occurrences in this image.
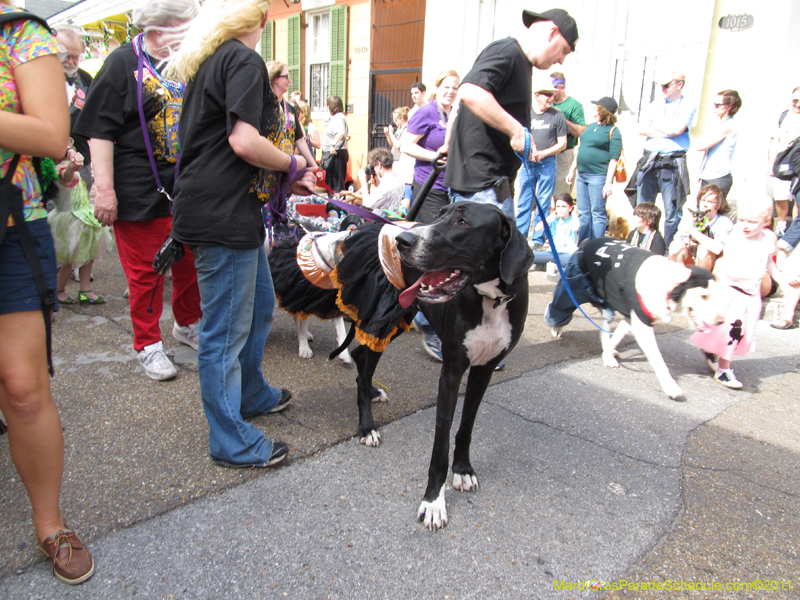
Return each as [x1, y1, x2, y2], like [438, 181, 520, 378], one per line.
[522, 8, 579, 51]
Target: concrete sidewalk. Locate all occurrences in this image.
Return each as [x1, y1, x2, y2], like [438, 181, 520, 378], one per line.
[2, 310, 799, 598]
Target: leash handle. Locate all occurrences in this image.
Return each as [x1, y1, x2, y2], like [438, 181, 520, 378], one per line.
[515, 129, 610, 334]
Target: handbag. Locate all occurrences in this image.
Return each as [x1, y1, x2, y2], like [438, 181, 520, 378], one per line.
[615, 153, 627, 183]
[609, 126, 627, 183]
[319, 151, 334, 171]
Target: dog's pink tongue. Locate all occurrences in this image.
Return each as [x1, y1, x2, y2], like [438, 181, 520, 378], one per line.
[399, 275, 424, 308]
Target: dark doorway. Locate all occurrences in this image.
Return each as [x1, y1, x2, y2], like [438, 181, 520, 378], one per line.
[368, 0, 426, 150]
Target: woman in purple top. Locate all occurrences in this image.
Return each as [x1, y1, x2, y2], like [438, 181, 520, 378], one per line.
[401, 69, 458, 223]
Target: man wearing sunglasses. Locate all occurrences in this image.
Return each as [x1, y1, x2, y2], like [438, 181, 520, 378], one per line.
[635, 71, 697, 249]
[768, 87, 800, 236]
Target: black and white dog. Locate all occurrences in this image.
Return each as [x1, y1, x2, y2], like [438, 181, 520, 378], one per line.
[546, 238, 728, 401]
[330, 203, 533, 530]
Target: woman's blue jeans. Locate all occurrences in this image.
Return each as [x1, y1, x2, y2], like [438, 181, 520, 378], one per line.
[576, 172, 608, 243]
[192, 244, 283, 465]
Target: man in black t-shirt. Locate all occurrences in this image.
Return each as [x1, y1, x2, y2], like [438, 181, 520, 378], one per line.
[444, 8, 578, 212]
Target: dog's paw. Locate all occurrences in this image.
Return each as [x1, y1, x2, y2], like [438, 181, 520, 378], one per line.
[452, 472, 478, 492]
[360, 430, 381, 447]
[298, 346, 313, 359]
[550, 326, 563, 339]
[417, 487, 448, 531]
[338, 349, 353, 365]
[663, 381, 685, 401]
[371, 388, 389, 403]
[602, 351, 620, 368]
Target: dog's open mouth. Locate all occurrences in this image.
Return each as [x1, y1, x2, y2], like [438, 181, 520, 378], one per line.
[399, 269, 469, 308]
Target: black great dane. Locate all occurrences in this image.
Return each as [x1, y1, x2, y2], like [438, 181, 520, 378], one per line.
[330, 202, 533, 530]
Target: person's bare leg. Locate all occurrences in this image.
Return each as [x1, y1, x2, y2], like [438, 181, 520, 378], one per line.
[776, 199, 789, 232]
[695, 248, 717, 272]
[56, 263, 73, 302]
[0, 311, 66, 543]
[78, 261, 100, 301]
[668, 241, 689, 264]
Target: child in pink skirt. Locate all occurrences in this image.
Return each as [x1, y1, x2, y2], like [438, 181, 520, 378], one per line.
[690, 197, 778, 389]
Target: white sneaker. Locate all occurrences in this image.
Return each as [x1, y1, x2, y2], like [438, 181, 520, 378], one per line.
[138, 341, 178, 381]
[714, 368, 742, 390]
[173, 319, 200, 351]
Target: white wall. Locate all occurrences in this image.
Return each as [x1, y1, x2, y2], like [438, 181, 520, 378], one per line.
[421, 0, 800, 210]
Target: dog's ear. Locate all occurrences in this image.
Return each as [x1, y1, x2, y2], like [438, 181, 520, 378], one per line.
[500, 216, 534, 285]
[669, 265, 714, 304]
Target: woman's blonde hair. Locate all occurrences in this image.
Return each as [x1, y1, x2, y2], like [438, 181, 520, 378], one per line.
[266, 60, 287, 85]
[392, 106, 409, 123]
[165, 0, 271, 82]
[293, 99, 311, 126]
[429, 69, 459, 101]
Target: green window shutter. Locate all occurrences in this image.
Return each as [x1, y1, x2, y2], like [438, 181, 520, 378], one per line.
[329, 4, 348, 106]
[287, 14, 301, 95]
[259, 19, 274, 62]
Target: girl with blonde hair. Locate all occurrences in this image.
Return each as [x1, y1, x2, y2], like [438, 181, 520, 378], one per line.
[293, 99, 322, 151]
[165, 0, 316, 468]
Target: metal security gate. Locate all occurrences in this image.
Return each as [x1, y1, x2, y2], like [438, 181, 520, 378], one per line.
[368, 0, 426, 150]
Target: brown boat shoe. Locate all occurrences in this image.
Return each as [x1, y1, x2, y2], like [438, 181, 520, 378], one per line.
[39, 527, 95, 585]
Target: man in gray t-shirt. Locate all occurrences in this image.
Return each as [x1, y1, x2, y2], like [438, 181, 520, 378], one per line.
[518, 81, 567, 246]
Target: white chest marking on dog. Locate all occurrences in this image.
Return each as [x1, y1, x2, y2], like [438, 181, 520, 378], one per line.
[463, 290, 512, 366]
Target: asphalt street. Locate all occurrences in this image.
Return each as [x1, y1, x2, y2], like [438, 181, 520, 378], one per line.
[1, 248, 799, 599]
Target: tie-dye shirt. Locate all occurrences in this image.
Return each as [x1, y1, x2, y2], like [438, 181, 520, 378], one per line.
[1, 6, 63, 224]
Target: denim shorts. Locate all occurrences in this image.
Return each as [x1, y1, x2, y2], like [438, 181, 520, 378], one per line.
[0, 218, 59, 315]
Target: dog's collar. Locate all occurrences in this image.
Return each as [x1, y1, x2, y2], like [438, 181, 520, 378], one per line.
[473, 279, 515, 308]
[492, 294, 515, 309]
[636, 292, 657, 325]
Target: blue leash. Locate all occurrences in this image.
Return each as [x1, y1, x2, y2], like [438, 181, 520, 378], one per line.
[515, 128, 610, 333]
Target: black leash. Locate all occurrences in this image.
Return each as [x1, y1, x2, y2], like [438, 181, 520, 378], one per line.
[0, 154, 56, 375]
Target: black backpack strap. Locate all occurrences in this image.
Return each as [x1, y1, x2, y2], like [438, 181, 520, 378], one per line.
[0, 10, 52, 33]
[0, 154, 56, 376]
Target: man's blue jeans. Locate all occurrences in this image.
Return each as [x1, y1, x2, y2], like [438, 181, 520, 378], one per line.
[636, 165, 683, 249]
[449, 187, 515, 219]
[576, 172, 608, 243]
[192, 244, 283, 465]
[516, 155, 555, 242]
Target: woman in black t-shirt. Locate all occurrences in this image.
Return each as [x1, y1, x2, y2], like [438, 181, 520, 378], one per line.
[165, 0, 315, 469]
